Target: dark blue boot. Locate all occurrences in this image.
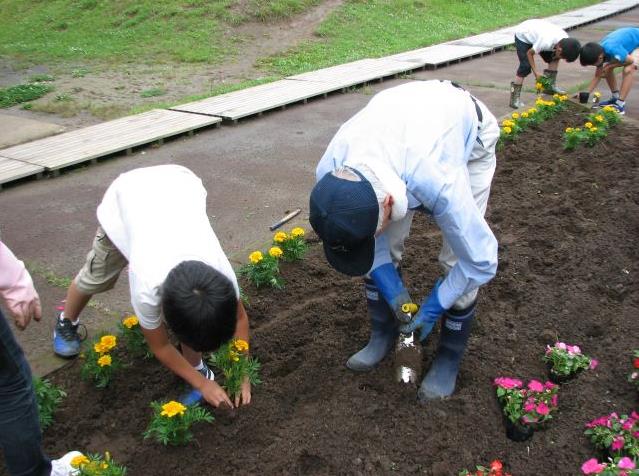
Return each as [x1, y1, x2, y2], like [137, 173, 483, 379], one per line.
[418, 302, 476, 401]
[346, 278, 399, 372]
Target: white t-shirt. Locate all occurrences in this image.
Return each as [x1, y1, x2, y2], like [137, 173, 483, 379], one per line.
[96, 165, 239, 330]
[515, 19, 568, 53]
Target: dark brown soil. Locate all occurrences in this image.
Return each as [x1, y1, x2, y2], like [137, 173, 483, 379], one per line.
[4, 104, 639, 475]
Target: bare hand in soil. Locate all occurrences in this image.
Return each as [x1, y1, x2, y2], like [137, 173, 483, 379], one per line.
[234, 378, 252, 407]
[200, 379, 233, 408]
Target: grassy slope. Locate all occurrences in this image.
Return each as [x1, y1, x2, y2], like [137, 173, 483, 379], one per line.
[0, 0, 321, 63]
[263, 0, 601, 75]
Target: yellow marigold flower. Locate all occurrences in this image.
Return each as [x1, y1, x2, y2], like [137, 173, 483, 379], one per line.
[535, 98, 545, 106]
[575, 128, 582, 132]
[511, 112, 520, 119]
[528, 108, 537, 114]
[161, 401, 187, 418]
[502, 126, 512, 134]
[122, 315, 139, 329]
[560, 95, 568, 101]
[249, 251, 263, 264]
[291, 227, 305, 238]
[70, 455, 90, 468]
[273, 231, 287, 243]
[94, 342, 108, 354]
[584, 122, 593, 129]
[603, 105, 616, 112]
[269, 246, 283, 258]
[565, 127, 574, 133]
[521, 112, 529, 118]
[233, 338, 249, 353]
[229, 350, 240, 362]
[553, 93, 561, 99]
[594, 91, 601, 98]
[590, 126, 598, 132]
[101, 463, 109, 469]
[535, 82, 543, 90]
[97, 354, 112, 367]
[595, 115, 604, 122]
[501, 119, 514, 127]
[100, 335, 117, 351]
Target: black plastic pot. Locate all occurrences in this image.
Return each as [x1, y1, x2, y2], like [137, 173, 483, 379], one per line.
[504, 418, 534, 442]
[548, 367, 581, 384]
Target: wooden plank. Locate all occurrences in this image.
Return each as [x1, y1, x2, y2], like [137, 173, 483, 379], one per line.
[387, 44, 492, 66]
[450, 32, 514, 49]
[0, 156, 44, 185]
[0, 110, 220, 171]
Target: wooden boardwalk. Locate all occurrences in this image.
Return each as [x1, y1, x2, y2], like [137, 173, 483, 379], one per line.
[0, 0, 637, 188]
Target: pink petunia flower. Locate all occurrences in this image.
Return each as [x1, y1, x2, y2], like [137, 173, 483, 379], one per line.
[551, 395, 558, 407]
[589, 359, 598, 370]
[622, 420, 634, 431]
[581, 458, 605, 474]
[524, 401, 535, 412]
[611, 436, 625, 451]
[536, 402, 550, 416]
[528, 380, 544, 392]
[494, 377, 522, 389]
[557, 342, 567, 350]
[618, 457, 636, 470]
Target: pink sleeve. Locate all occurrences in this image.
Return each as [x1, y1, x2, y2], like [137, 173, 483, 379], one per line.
[0, 240, 38, 306]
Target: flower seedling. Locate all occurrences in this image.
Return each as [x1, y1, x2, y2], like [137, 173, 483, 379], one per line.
[536, 75, 554, 94]
[494, 377, 559, 429]
[144, 400, 213, 446]
[81, 334, 119, 388]
[459, 459, 512, 476]
[628, 350, 639, 390]
[585, 412, 639, 459]
[563, 105, 620, 150]
[33, 377, 66, 430]
[207, 338, 261, 401]
[240, 248, 283, 288]
[542, 342, 598, 382]
[70, 451, 126, 476]
[581, 456, 638, 475]
[273, 227, 308, 262]
[118, 314, 152, 359]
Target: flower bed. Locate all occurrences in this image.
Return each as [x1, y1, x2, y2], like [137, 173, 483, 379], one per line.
[2, 103, 637, 475]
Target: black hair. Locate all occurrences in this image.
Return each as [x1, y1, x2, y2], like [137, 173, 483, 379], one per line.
[558, 38, 581, 62]
[580, 42, 604, 66]
[162, 260, 237, 352]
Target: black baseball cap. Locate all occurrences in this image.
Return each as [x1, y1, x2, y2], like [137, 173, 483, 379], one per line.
[309, 171, 379, 276]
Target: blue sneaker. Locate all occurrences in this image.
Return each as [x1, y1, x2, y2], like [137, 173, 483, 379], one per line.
[53, 308, 81, 357]
[179, 363, 215, 405]
[611, 101, 625, 115]
[597, 97, 619, 107]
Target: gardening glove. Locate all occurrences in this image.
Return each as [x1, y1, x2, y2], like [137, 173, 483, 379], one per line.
[0, 240, 42, 330]
[400, 280, 446, 342]
[370, 263, 414, 324]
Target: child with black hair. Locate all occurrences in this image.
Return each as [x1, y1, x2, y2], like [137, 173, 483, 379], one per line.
[53, 165, 251, 409]
[579, 27, 639, 115]
[509, 19, 582, 109]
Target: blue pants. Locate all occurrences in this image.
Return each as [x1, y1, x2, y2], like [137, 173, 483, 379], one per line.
[0, 309, 51, 476]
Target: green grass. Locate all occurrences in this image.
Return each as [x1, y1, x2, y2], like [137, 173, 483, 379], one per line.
[140, 88, 166, 98]
[260, 0, 601, 76]
[0, 1, 322, 64]
[0, 83, 53, 108]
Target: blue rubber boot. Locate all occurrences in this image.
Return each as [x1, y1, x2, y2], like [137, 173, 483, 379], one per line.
[53, 309, 81, 358]
[418, 302, 476, 401]
[346, 278, 399, 372]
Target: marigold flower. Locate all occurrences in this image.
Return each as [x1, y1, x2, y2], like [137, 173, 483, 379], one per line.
[603, 105, 616, 112]
[593, 91, 601, 98]
[100, 335, 117, 351]
[291, 227, 305, 238]
[161, 400, 187, 418]
[94, 342, 108, 354]
[97, 354, 112, 367]
[528, 108, 537, 114]
[584, 122, 593, 129]
[521, 112, 529, 118]
[535, 82, 543, 90]
[590, 127, 597, 132]
[229, 350, 240, 362]
[273, 231, 287, 243]
[565, 127, 574, 133]
[560, 95, 568, 101]
[249, 251, 263, 264]
[233, 339, 249, 353]
[501, 119, 514, 127]
[511, 112, 520, 119]
[502, 126, 512, 134]
[269, 246, 283, 258]
[70, 454, 90, 468]
[595, 115, 604, 122]
[122, 315, 139, 329]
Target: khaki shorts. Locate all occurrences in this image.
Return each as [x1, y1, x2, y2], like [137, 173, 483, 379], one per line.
[74, 226, 128, 295]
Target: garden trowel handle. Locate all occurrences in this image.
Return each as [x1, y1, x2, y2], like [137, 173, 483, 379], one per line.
[398, 302, 419, 326]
